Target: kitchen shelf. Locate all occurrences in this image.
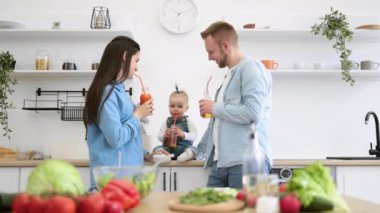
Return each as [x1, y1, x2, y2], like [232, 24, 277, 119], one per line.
[11, 70, 96, 77]
[236, 29, 380, 42]
[0, 29, 133, 39]
[270, 70, 380, 80]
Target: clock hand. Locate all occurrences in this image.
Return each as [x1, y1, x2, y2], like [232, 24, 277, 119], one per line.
[178, 7, 194, 15]
[167, 7, 180, 15]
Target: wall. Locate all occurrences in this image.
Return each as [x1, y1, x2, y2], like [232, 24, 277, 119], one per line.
[0, 0, 379, 159]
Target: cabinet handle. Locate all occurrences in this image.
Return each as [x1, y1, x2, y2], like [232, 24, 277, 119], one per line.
[163, 172, 166, 191]
[174, 172, 177, 191]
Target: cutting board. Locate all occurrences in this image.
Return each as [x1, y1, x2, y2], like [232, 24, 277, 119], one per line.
[169, 199, 245, 212]
[0, 147, 16, 160]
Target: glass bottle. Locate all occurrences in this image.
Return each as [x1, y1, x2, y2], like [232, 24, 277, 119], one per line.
[35, 46, 49, 70]
[242, 127, 265, 195]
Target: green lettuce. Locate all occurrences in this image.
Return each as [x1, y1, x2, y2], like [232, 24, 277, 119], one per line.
[287, 161, 349, 211]
[26, 159, 84, 196]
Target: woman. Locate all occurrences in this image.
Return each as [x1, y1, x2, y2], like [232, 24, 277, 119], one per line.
[83, 36, 168, 191]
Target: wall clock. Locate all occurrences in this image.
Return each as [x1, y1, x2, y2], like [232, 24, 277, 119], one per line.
[159, 0, 199, 34]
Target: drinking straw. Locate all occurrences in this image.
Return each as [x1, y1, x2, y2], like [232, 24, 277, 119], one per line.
[134, 74, 146, 93]
[205, 75, 212, 98]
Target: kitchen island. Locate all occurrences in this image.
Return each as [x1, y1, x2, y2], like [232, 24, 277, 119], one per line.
[131, 192, 380, 212]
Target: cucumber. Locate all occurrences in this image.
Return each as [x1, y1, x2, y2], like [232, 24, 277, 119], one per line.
[0, 192, 18, 211]
[301, 196, 334, 212]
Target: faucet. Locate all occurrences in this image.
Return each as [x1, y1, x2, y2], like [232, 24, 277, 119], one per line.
[365, 111, 380, 157]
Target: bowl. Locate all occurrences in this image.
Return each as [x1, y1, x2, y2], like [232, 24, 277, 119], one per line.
[93, 166, 158, 199]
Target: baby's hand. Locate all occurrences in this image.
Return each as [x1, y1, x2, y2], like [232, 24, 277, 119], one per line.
[164, 128, 171, 140]
[172, 127, 185, 139]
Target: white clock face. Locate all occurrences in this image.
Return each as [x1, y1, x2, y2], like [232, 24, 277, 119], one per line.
[160, 0, 199, 34]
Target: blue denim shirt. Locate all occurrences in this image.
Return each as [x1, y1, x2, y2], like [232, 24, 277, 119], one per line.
[196, 57, 273, 169]
[86, 83, 144, 190]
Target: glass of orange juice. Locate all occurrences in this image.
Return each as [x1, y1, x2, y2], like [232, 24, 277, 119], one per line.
[202, 91, 212, 119]
[140, 87, 152, 104]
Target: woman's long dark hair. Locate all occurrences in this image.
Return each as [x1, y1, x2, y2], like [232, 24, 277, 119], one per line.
[83, 36, 140, 127]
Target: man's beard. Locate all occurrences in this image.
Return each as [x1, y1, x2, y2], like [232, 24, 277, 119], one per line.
[217, 52, 228, 68]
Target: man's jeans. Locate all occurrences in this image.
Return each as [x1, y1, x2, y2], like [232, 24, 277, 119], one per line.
[206, 160, 272, 189]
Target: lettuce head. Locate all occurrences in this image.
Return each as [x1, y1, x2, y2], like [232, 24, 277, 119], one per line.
[26, 159, 84, 196]
[287, 161, 349, 211]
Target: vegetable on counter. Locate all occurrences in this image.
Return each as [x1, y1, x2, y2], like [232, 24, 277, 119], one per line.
[26, 159, 84, 196]
[179, 188, 237, 205]
[287, 161, 349, 212]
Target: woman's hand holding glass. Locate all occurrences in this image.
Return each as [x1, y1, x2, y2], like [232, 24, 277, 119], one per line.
[133, 99, 154, 120]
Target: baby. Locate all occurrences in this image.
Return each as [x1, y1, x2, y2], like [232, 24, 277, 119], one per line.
[152, 87, 197, 163]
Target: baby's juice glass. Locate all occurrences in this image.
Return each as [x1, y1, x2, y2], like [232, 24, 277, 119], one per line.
[140, 87, 152, 104]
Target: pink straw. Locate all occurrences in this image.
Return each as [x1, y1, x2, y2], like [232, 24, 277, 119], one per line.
[134, 74, 146, 93]
[205, 75, 212, 97]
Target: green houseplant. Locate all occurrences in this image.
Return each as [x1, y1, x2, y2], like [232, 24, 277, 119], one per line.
[0, 51, 17, 139]
[311, 7, 354, 86]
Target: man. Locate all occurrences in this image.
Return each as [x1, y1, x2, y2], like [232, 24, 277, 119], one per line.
[197, 21, 273, 188]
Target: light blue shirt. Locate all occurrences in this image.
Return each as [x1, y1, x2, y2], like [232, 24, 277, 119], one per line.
[86, 83, 144, 190]
[196, 57, 273, 169]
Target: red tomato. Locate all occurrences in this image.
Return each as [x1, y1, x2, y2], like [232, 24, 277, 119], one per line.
[235, 190, 246, 201]
[280, 194, 301, 213]
[279, 183, 288, 193]
[78, 193, 105, 213]
[108, 179, 139, 198]
[107, 179, 140, 208]
[103, 200, 123, 213]
[101, 183, 133, 211]
[28, 195, 46, 213]
[12, 193, 30, 213]
[43, 195, 76, 213]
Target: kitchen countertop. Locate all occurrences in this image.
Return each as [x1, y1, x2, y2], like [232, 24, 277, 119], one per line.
[130, 192, 380, 212]
[1, 159, 380, 167]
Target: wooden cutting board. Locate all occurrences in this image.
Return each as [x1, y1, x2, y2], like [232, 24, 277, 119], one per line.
[169, 199, 245, 212]
[0, 147, 16, 160]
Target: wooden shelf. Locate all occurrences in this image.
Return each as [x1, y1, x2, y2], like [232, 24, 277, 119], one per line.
[0, 29, 133, 39]
[236, 29, 380, 42]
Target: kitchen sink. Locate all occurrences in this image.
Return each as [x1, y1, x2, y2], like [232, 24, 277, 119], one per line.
[326, 156, 380, 160]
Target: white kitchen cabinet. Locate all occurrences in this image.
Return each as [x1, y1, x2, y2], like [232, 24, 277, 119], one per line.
[154, 166, 210, 192]
[19, 167, 34, 192]
[77, 167, 91, 191]
[155, 167, 171, 192]
[336, 166, 380, 204]
[0, 168, 20, 193]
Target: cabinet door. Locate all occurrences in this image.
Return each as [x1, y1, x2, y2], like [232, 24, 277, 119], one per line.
[19, 167, 34, 192]
[170, 167, 210, 192]
[154, 167, 171, 192]
[0, 168, 20, 193]
[77, 167, 90, 192]
[336, 166, 380, 204]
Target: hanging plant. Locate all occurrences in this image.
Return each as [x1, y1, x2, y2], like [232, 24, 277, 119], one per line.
[0, 51, 17, 139]
[311, 7, 354, 86]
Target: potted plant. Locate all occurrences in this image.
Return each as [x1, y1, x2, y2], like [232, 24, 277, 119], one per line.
[311, 7, 354, 86]
[0, 51, 17, 139]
